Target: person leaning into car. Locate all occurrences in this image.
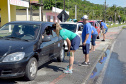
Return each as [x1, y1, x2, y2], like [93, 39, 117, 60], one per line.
[53, 23, 80, 74]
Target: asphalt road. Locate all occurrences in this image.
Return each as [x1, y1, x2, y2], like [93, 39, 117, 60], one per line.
[102, 28, 126, 84]
[0, 25, 124, 84]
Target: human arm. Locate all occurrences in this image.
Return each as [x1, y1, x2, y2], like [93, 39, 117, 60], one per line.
[83, 34, 89, 46]
[66, 38, 71, 52]
[91, 30, 94, 34]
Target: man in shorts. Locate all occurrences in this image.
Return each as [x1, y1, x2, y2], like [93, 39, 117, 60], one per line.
[79, 15, 92, 66]
[100, 20, 108, 41]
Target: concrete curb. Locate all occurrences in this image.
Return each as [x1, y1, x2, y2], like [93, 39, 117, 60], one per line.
[82, 26, 123, 84]
[82, 45, 109, 84]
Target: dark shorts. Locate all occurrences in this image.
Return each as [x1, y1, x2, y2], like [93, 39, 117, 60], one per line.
[92, 34, 98, 46]
[70, 35, 80, 50]
[103, 28, 108, 34]
[82, 44, 90, 54]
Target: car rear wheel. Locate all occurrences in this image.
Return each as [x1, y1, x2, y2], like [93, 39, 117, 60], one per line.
[57, 47, 65, 62]
[24, 57, 38, 81]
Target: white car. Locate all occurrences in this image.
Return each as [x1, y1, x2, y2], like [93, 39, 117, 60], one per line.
[60, 22, 83, 50]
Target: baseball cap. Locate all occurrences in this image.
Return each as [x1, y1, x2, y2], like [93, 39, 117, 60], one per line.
[81, 15, 88, 19]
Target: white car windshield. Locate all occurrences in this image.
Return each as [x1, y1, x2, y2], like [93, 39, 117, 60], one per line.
[60, 24, 77, 32]
[0, 24, 40, 40]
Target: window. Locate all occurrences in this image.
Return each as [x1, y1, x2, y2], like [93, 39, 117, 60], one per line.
[78, 25, 82, 31]
[53, 16, 55, 22]
[47, 16, 50, 22]
[52, 30, 57, 37]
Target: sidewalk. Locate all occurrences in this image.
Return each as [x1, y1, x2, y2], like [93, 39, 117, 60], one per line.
[56, 25, 124, 84]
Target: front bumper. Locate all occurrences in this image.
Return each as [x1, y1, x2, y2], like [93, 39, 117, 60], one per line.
[0, 59, 29, 79]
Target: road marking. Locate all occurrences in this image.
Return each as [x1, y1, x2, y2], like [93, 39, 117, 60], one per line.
[50, 73, 66, 84]
[95, 40, 116, 84]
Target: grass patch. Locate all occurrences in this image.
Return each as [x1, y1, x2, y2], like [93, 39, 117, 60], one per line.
[108, 23, 126, 28]
[122, 26, 126, 29]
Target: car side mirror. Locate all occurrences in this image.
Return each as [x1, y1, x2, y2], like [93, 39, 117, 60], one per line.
[42, 35, 51, 42]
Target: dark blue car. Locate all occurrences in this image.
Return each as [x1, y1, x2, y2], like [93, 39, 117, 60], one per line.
[0, 21, 64, 80]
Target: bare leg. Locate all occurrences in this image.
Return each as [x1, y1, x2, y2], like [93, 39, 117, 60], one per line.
[85, 54, 89, 62]
[69, 50, 75, 70]
[93, 46, 95, 51]
[103, 34, 106, 40]
[91, 45, 93, 51]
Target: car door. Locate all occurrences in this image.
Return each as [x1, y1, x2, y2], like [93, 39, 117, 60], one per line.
[77, 24, 83, 46]
[52, 30, 61, 56]
[38, 31, 54, 65]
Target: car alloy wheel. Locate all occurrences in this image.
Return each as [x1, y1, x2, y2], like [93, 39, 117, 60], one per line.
[57, 47, 65, 62]
[30, 61, 37, 77]
[24, 57, 38, 81]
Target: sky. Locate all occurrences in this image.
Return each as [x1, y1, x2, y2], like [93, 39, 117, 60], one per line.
[86, 0, 126, 7]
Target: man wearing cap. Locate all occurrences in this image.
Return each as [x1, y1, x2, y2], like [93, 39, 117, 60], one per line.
[79, 15, 92, 66]
[100, 20, 108, 41]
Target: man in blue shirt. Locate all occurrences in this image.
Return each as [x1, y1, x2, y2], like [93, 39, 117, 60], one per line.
[91, 26, 98, 51]
[79, 15, 92, 66]
[100, 20, 108, 41]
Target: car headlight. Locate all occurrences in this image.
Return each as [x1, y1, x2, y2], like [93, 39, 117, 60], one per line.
[2, 52, 25, 62]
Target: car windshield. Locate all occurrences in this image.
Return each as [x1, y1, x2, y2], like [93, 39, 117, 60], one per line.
[60, 24, 77, 32]
[0, 23, 40, 41]
[89, 22, 94, 26]
[78, 22, 84, 25]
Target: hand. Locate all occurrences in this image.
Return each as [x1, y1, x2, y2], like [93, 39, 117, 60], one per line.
[67, 49, 70, 54]
[83, 42, 86, 46]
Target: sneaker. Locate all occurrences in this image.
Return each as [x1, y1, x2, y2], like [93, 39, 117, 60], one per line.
[63, 69, 73, 74]
[87, 62, 91, 65]
[65, 65, 73, 71]
[79, 62, 89, 66]
[101, 40, 105, 41]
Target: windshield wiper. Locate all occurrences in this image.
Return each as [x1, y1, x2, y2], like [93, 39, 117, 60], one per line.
[5, 36, 21, 40]
[5, 36, 30, 42]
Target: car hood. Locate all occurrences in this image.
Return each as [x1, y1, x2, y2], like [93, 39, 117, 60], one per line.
[0, 39, 35, 57]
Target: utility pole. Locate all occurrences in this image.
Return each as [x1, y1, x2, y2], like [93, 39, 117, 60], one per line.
[62, 0, 65, 22]
[55, 0, 56, 22]
[104, 0, 106, 22]
[75, 5, 77, 19]
[30, 0, 33, 21]
[115, 10, 116, 23]
[41, 0, 43, 21]
[64, 0, 65, 10]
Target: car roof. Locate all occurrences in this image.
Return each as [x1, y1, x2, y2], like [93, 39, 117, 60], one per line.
[60, 22, 83, 25]
[8, 21, 54, 25]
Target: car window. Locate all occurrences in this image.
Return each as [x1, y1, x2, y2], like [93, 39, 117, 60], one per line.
[42, 27, 53, 39]
[52, 30, 57, 37]
[78, 25, 82, 31]
[60, 24, 77, 32]
[89, 22, 93, 26]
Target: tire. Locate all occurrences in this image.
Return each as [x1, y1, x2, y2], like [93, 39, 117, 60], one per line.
[24, 57, 38, 81]
[97, 35, 100, 39]
[57, 47, 65, 62]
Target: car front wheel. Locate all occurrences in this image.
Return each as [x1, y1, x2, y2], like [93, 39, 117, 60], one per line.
[57, 47, 65, 62]
[24, 57, 38, 81]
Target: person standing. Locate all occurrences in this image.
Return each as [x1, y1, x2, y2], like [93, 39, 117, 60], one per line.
[53, 23, 80, 74]
[100, 20, 108, 41]
[79, 15, 92, 66]
[91, 26, 98, 51]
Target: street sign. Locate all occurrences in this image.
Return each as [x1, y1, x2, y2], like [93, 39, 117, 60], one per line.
[57, 10, 69, 22]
